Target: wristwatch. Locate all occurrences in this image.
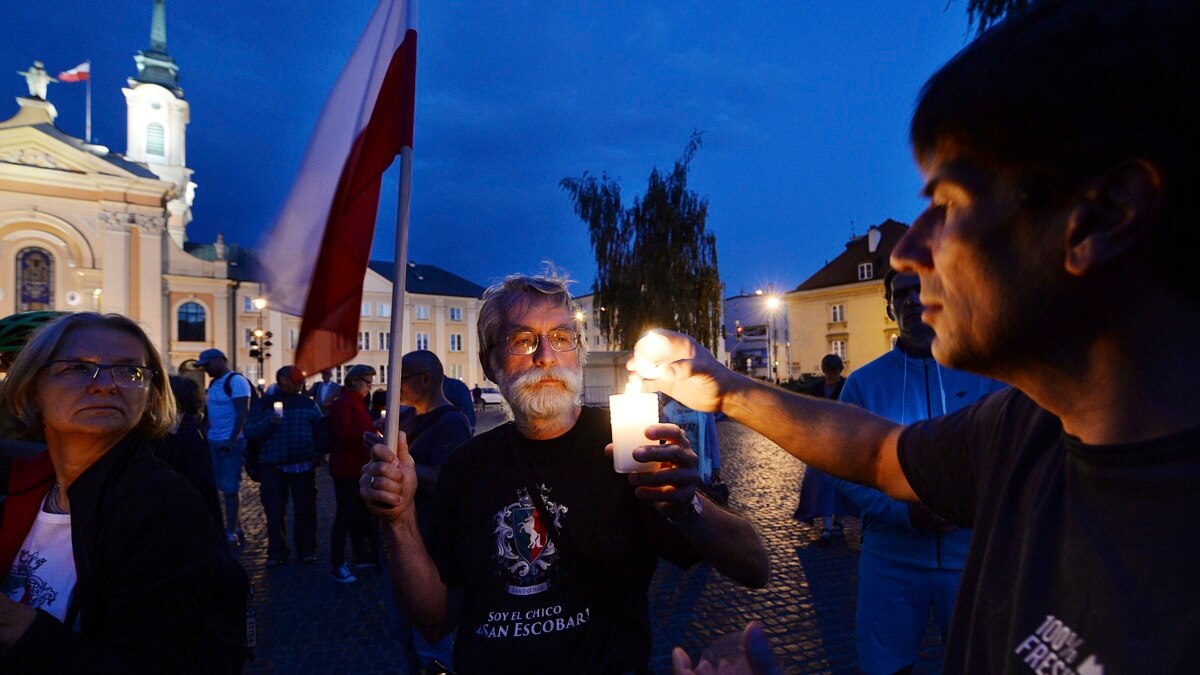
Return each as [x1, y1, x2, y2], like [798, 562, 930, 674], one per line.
[665, 494, 704, 526]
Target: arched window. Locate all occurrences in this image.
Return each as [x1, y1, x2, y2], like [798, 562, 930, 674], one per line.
[177, 301, 206, 342]
[16, 247, 54, 312]
[146, 122, 165, 156]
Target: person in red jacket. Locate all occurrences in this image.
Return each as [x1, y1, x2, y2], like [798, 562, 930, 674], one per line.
[326, 364, 382, 584]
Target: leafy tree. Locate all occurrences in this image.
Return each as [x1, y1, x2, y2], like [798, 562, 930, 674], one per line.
[561, 132, 723, 352]
[965, 0, 1035, 34]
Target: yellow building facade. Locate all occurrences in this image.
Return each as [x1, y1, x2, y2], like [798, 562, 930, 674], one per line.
[785, 220, 907, 376]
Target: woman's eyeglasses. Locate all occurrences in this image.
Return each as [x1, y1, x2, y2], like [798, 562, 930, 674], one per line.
[43, 360, 157, 390]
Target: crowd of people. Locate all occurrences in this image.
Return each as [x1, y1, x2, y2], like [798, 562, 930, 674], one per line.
[2, 0, 1199, 672]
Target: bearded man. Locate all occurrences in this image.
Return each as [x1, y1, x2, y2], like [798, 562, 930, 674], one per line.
[362, 270, 768, 674]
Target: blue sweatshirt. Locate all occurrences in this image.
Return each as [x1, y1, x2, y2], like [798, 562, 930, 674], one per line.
[833, 345, 1005, 569]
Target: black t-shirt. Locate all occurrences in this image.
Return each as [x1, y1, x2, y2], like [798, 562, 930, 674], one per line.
[899, 388, 1200, 673]
[432, 406, 700, 674]
[399, 404, 471, 540]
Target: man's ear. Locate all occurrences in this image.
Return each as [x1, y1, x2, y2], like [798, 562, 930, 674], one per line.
[1063, 159, 1164, 276]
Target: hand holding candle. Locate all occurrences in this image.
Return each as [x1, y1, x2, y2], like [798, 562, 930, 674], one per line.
[272, 401, 284, 419]
[609, 375, 660, 473]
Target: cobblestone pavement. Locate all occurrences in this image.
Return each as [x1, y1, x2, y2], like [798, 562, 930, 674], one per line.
[240, 409, 944, 674]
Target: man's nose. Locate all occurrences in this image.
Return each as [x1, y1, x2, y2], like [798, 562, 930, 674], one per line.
[892, 208, 937, 273]
[531, 335, 558, 366]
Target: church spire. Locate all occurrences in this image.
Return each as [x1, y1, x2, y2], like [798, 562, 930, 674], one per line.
[132, 0, 182, 97]
[150, 0, 168, 53]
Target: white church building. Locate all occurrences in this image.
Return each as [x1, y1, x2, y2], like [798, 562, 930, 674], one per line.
[0, 1, 489, 388]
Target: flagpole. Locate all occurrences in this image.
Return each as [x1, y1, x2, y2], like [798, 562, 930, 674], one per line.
[383, 145, 413, 449]
[84, 61, 91, 143]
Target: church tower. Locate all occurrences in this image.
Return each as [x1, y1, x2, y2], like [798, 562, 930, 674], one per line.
[122, 0, 194, 248]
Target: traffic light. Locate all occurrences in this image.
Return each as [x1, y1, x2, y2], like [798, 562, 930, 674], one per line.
[735, 324, 743, 341]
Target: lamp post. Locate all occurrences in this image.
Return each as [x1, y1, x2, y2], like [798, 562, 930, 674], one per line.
[765, 294, 781, 384]
[250, 297, 272, 388]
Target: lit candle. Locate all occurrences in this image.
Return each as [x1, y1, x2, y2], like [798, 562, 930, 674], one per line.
[609, 375, 659, 473]
[272, 401, 284, 418]
[632, 330, 672, 380]
[380, 409, 387, 419]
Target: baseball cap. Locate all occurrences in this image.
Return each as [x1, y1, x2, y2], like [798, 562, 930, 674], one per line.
[195, 348, 227, 366]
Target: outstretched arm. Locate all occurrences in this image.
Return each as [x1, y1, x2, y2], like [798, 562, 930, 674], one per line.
[620, 424, 769, 588]
[633, 330, 916, 502]
[360, 435, 451, 641]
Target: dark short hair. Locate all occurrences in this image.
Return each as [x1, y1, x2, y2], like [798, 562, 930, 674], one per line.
[911, 0, 1200, 302]
[402, 350, 445, 384]
[370, 389, 387, 410]
[820, 354, 844, 373]
[169, 375, 204, 417]
[883, 268, 899, 305]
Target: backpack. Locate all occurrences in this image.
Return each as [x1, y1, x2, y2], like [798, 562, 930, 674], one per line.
[222, 372, 260, 403]
[222, 373, 265, 482]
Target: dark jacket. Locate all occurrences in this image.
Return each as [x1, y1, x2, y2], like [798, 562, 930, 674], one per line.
[244, 390, 324, 465]
[150, 414, 224, 537]
[1, 435, 248, 673]
[803, 376, 845, 401]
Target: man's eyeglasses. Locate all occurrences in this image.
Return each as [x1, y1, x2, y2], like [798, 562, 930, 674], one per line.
[43, 360, 157, 390]
[503, 328, 580, 356]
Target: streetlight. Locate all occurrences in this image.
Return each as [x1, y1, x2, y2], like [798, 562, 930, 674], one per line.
[249, 297, 272, 386]
[765, 293, 782, 384]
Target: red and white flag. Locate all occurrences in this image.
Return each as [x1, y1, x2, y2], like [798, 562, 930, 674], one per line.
[259, 0, 417, 377]
[58, 62, 90, 82]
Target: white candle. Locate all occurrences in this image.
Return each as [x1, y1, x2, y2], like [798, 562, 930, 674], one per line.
[609, 376, 659, 473]
[380, 409, 387, 419]
[272, 401, 284, 418]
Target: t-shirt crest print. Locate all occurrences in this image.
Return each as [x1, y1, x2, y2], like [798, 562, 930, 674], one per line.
[4, 549, 57, 608]
[493, 484, 566, 596]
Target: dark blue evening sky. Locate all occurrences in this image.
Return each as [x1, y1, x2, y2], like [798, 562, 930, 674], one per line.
[1, 1, 975, 296]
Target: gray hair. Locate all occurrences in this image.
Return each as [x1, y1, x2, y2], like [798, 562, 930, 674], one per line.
[477, 266, 588, 379]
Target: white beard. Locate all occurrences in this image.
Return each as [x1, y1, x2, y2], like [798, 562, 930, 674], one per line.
[497, 365, 583, 422]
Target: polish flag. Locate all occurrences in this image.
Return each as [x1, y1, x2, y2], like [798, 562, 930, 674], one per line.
[259, 0, 417, 377]
[58, 62, 90, 82]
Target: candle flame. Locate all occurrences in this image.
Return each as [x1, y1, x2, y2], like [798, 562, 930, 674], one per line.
[633, 330, 671, 380]
[625, 375, 643, 395]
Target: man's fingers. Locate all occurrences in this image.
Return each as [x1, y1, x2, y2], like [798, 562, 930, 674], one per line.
[743, 622, 784, 675]
[633, 483, 696, 503]
[644, 423, 688, 447]
[634, 442, 698, 468]
[370, 440, 397, 464]
[370, 431, 411, 468]
[628, 465, 698, 489]
[671, 646, 696, 675]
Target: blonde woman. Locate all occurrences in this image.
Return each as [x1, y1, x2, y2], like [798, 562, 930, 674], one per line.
[0, 313, 246, 672]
